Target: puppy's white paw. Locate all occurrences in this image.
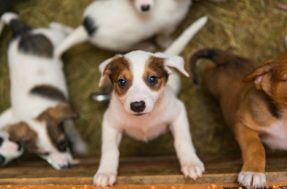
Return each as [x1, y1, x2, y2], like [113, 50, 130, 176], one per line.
[181, 161, 205, 180]
[93, 172, 117, 187]
[238, 171, 266, 188]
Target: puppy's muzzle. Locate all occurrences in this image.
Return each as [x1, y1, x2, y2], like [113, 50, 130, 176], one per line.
[141, 4, 150, 12]
[130, 101, 146, 113]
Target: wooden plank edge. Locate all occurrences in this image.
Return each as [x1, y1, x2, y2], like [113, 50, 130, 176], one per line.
[0, 171, 287, 185]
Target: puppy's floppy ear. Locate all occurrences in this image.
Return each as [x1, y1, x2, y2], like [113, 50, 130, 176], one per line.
[39, 103, 79, 123]
[99, 55, 123, 87]
[154, 52, 189, 77]
[243, 61, 275, 92]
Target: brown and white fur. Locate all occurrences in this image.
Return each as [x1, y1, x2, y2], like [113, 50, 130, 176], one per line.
[0, 12, 87, 169]
[190, 48, 287, 188]
[55, 0, 192, 57]
[94, 16, 208, 187]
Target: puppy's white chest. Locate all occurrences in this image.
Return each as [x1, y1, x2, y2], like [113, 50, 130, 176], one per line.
[123, 121, 168, 142]
[261, 120, 287, 150]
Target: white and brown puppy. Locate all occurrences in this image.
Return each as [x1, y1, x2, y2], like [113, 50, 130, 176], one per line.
[0, 12, 86, 169]
[55, 0, 192, 57]
[94, 16, 208, 187]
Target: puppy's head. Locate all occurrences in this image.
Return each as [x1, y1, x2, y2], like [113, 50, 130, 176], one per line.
[244, 59, 287, 108]
[0, 131, 23, 166]
[6, 103, 78, 169]
[99, 50, 189, 116]
[130, 0, 155, 13]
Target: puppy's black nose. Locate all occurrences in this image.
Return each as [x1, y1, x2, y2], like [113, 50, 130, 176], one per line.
[130, 101, 146, 113]
[61, 162, 72, 169]
[0, 155, 6, 166]
[141, 4, 150, 12]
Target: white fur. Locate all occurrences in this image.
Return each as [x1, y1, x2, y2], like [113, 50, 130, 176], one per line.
[55, 0, 192, 57]
[260, 119, 287, 150]
[0, 13, 86, 168]
[238, 172, 266, 188]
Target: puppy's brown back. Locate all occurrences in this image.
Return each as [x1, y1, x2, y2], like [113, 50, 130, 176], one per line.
[189, 49, 258, 125]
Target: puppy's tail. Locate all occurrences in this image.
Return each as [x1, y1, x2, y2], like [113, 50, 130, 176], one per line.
[164, 16, 208, 55]
[190, 48, 233, 84]
[55, 25, 89, 58]
[0, 12, 31, 37]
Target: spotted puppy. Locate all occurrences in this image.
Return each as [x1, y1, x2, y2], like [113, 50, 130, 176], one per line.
[94, 16, 208, 187]
[0, 12, 86, 169]
[55, 0, 192, 57]
[190, 49, 287, 188]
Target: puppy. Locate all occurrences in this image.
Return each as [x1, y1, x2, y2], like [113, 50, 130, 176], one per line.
[94, 16, 208, 187]
[190, 49, 287, 188]
[55, 0, 192, 57]
[0, 12, 86, 169]
[0, 131, 23, 166]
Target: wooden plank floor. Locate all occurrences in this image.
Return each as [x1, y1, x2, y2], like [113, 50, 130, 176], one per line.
[0, 155, 287, 188]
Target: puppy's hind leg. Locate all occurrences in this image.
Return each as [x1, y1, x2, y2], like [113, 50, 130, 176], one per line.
[235, 123, 266, 188]
[170, 102, 204, 180]
[64, 120, 87, 155]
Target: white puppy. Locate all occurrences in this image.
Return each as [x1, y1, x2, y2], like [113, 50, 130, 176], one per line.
[55, 0, 192, 57]
[0, 12, 86, 169]
[94, 16, 208, 187]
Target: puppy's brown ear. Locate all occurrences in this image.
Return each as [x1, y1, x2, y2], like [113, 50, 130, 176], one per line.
[5, 122, 36, 142]
[154, 53, 190, 77]
[243, 61, 274, 93]
[39, 103, 79, 123]
[99, 55, 123, 87]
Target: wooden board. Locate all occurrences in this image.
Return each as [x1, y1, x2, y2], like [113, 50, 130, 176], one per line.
[0, 155, 287, 187]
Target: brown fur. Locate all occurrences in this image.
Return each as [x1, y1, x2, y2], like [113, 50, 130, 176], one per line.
[4, 122, 38, 152]
[37, 103, 78, 150]
[144, 57, 168, 91]
[102, 56, 133, 96]
[190, 49, 287, 175]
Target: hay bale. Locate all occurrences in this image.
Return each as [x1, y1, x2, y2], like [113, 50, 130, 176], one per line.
[0, 0, 286, 157]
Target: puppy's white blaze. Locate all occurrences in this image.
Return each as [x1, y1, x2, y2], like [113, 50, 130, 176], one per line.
[55, 26, 88, 58]
[27, 119, 73, 169]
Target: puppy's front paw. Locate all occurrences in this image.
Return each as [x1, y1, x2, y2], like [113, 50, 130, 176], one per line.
[181, 161, 205, 180]
[238, 171, 266, 188]
[93, 172, 117, 187]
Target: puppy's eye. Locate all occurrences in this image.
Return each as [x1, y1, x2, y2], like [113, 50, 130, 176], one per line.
[147, 75, 158, 85]
[57, 140, 68, 152]
[118, 79, 127, 88]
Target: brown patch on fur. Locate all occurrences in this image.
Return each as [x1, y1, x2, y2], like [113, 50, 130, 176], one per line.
[19, 34, 53, 58]
[103, 56, 133, 96]
[37, 103, 78, 150]
[30, 84, 66, 102]
[144, 56, 168, 91]
[5, 122, 38, 152]
[190, 49, 287, 175]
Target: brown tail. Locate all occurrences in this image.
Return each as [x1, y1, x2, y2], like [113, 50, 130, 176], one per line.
[190, 48, 244, 84]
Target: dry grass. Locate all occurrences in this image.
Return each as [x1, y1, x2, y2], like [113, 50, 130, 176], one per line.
[0, 0, 287, 157]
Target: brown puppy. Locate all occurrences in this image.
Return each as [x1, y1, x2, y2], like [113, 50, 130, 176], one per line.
[190, 49, 287, 188]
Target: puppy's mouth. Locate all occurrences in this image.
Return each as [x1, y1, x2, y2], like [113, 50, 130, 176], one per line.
[133, 113, 146, 116]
